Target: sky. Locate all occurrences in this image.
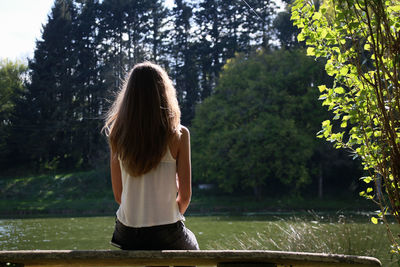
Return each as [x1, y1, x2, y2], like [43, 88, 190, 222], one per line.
[0, 0, 284, 63]
[0, 0, 55, 61]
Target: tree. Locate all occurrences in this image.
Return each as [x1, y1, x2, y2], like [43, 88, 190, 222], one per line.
[169, 0, 199, 125]
[72, 0, 108, 167]
[194, 0, 278, 102]
[191, 49, 333, 198]
[292, 0, 400, 251]
[0, 59, 27, 169]
[239, 0, 276, 49]
[147, 0, 170, 64]
[273, 5, 302, 49]
[97, 0, 132, 93]
[24, 0, 78, 170]
[3, 0, 337, 175]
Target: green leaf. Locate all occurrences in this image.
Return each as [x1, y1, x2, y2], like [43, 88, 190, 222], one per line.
[325, 62, 336, 76]
[297, 32, 305, 42]
[334, 87, 345, 94]
[322, 120, 331, 127]
[320, 29, 328, 39]
[362, 176, 373, 183]
[307, 47, 315, 56]
[318, 94, 328, 100]
[313, 12, 322, 20]
[318, 85, 327, 92]
[291, 10, 300, 21]
[339, 66, 348, 76]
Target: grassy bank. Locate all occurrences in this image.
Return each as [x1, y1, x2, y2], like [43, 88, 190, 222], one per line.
[0, 168, 116, 217]
[0, 169, 376, 218]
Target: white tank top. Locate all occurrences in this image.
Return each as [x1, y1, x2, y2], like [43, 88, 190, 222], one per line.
[116, 147, 185, 227]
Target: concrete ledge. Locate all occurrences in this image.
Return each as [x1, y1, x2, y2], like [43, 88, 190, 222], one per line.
[0, 250, 382, 266]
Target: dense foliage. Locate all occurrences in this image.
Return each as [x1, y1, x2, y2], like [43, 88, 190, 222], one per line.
[1, 0, 282, 172]
[292, 0, 400, 250]
[0, 60, 27, 168]
[1, 0, 365, 199]
[191, 49, 362, 197]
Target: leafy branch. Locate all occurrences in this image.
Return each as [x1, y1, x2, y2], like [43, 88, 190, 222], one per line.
[291, 0, 400, 252]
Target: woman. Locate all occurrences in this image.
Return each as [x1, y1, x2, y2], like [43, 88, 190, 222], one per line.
[103, 62, 199, 250]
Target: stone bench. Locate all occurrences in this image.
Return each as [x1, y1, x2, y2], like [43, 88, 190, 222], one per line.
[0, 250, 381, 267]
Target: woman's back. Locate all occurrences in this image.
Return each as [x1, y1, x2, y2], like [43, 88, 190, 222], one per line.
[117, 145, 184, 227]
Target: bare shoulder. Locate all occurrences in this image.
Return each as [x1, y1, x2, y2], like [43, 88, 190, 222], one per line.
[177, 125, 190, 152]
[169, 125, 190, 159]
[179, 125, 190, 140]
[171, 125, 189, 144]
[177, 125, 190, 159]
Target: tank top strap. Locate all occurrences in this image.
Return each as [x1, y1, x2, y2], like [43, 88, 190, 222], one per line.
[162, 146, 175, 162]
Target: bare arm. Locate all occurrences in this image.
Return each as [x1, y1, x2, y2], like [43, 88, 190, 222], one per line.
[110, 151, 122, 205]
[176, 126, 192, 215]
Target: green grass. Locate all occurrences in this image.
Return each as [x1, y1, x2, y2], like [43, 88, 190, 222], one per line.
[0, 168, 118, 217]
[1, 168, 375, 217]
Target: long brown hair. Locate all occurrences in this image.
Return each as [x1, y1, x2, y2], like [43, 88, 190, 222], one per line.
[103, 62, 181, 177]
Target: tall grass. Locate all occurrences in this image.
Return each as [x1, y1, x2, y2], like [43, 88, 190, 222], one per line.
[202, 214, 400, 266]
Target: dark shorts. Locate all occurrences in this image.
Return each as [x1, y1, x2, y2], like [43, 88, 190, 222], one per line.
[111, 219, 199, 250]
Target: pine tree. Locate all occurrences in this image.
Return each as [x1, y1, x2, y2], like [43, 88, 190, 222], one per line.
[169, 0, 199, 124]
[147, 0, 169, 64]
[72, 0, 108, 167]
[25, 0, 77, 170]
[195, 0, 223, 94]
[97, 0, 129, 94]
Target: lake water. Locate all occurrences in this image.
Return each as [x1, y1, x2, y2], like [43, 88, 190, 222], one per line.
[0, 214, 397, 265]
[0, 215, 279, 250]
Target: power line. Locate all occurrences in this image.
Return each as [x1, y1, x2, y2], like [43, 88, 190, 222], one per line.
[241, 0, 263, 21]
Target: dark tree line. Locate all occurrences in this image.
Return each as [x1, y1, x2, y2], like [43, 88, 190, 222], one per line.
[2, 0, 297, 173]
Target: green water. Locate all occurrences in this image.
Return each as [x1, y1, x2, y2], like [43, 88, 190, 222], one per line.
[0, 216, 273, 250]
[0, 215, 398, 265]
